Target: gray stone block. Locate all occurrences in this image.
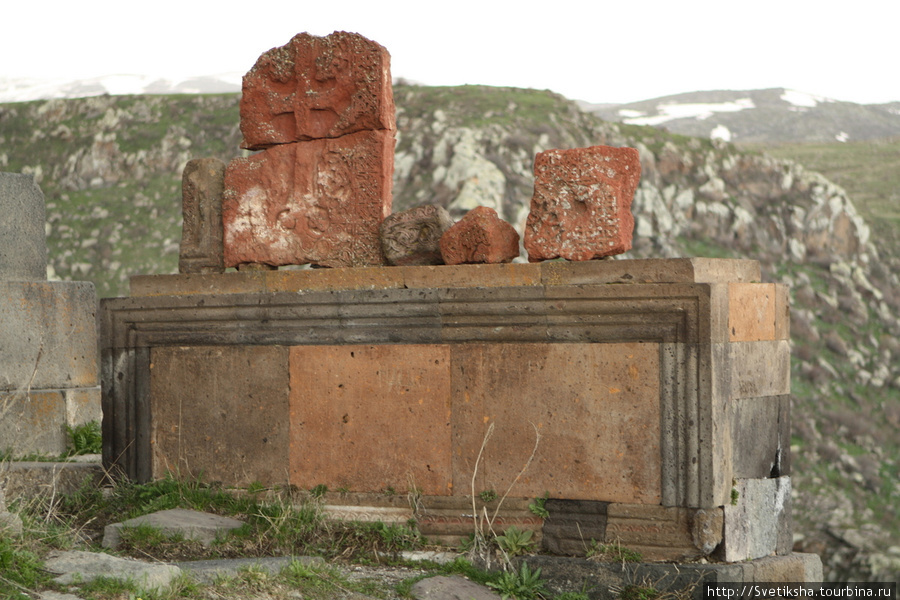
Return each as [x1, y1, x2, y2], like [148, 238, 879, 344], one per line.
[723, 477, 792, 562]
[0, 387, 100, 455]
[542, 499, 609, 555]
[0, 173, 47, 281]
[0, 281, 98, 392]
[729, 340, 791, 399]
[732, 395, 791, 478]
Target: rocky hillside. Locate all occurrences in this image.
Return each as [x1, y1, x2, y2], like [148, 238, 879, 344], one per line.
[1, 86, 899, 581]
[584, 88, 900, 145]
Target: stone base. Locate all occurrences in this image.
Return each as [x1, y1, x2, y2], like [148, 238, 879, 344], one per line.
[526, 553, 824, 600]
[0, 387, 101, 456]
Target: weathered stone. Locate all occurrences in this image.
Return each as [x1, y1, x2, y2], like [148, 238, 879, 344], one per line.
[0, 461, 104, 502]
[732, 396, 791, 478]
[450, 342, 661, 503]
[149, 346, 291, 487]
[723, 477, 792, 562]
[289, 345, 453, 496]
[439, 206, 520, 265]
[128, 258, 762, 298]
[178, 556, 322, 585]
[541, 499, 609, 555]
[222, 130, 393, 268]
[604, 504, 723, 561]
[411, 575, 502, 600]
[0, 388, 99, 456]
[44, 550, 182, 591]
[0, 281, 98, 391]
[179, 158, 225, 274]
[380, 204, 454, 266]
[728, 283, 776, 341]
[0, 172, 47, 281]
[729, 340, 791, 399]
[240, 31, 394, 149]
[103, 508, 245, 550]
[524, 145, 640, 262]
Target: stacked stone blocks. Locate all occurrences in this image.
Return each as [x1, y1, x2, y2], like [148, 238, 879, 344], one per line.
[0, 173, 100, 456]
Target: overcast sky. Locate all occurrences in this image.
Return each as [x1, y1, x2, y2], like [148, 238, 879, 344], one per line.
[3, 0, 897, 105]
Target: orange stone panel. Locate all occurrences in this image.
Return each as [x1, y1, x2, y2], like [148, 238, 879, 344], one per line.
[290, 345, 453, 495]
[450, 342, 661, 503]
[728, 283, 776, 342]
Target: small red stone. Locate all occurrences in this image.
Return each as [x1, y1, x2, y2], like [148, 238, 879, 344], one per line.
[222, 130, 393, 268]
[524, 145, 641, 262]
[240, 31, 395, 150]
[439, 206, 520, 265]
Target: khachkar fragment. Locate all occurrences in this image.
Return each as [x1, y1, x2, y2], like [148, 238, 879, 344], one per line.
[240, 31, 395, 149]
[223, 130, 393, 268]
[179, 158, 226, 274]
[439, 205, 520, 265]
[524, 145, 640, 262]
[380, 204, 453, 266]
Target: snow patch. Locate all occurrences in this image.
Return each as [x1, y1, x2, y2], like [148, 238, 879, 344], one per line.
[781, 89, 833, 108]
[618, 109, 645, 118]
[710, 124, 732, 142]
[623, 98, 755, 126]
[835, 131, 850, 142]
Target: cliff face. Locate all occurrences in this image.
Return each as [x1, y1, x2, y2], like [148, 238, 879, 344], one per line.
[1, 86, 898, 580]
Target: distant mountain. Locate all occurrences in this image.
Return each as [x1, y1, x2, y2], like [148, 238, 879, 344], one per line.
[0, 74, 242, 103]
[582, 88, 900, 144]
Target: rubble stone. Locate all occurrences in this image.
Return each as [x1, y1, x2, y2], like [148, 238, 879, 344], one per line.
[524, 145, 640, 262]
[222, 130, 393, 268]
[439, 206, 519, 265]
[380, 204, 453, 266]
[240, 31, 394, 149]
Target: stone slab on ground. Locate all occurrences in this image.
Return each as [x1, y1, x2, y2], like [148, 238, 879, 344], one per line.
[177, 556, 323, 585]
[411, 575, 501, 600]
[44, 550, 182, 592]
[0, 172, 47, 281]
[103, 508, 246, 550]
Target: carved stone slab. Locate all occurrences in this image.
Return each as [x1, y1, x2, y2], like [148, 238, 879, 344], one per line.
[222, 130, 393, 268]
[240, 31, 395, 149]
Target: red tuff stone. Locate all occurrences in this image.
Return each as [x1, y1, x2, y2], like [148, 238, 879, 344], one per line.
[222, 130, 393, 268]
[240, 31, 395, 150]
[524, 145, 641, 262]
[439, 206, 520, 265]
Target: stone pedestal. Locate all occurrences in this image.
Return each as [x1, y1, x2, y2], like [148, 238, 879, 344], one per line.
[0, 173, 100, 456]
[101, 258, 793, 564]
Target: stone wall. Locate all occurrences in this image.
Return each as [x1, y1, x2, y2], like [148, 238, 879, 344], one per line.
[101, 257, 791, 562]
[0, 173, 100, 456]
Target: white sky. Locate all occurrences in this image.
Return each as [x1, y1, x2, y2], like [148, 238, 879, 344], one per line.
[2, 0, 897, 105]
